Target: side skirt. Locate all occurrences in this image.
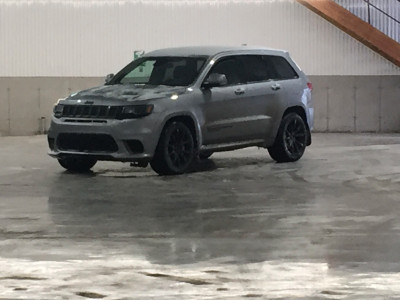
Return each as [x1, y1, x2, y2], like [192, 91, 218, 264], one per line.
[200, 139, 265, 153]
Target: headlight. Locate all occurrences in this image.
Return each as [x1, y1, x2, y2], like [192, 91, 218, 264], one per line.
[117, 104, 154, 119]
[53, 104, 64, 118]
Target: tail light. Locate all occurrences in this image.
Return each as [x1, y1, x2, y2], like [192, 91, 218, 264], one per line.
[307, 82, 313, 91]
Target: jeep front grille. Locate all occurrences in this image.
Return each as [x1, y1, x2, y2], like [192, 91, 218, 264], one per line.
[61, 105, 123, 119]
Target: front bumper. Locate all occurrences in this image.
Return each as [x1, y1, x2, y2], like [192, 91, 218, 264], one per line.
[47, 115, 163, 162]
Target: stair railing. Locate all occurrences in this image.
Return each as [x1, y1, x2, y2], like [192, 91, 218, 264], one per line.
[363, 0, 400, 26]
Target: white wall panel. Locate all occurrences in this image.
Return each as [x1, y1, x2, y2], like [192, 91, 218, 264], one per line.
[1, 0, 400, 76]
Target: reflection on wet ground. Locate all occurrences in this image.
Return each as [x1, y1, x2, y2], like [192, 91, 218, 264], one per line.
[0, 133, 399, 299]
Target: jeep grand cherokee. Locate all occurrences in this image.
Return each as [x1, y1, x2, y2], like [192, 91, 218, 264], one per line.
[48, 46, 313, 175]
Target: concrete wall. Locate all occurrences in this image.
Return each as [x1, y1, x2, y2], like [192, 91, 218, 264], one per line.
[310, 76, 400, 132]
[0, 77, 103, 136]
[0, 76, 399, 136]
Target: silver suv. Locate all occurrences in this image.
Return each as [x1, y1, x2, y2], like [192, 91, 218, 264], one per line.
[48, 46, 313, 175]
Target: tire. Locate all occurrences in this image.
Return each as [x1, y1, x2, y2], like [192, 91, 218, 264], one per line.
[268, 112, 307, 163]
[198, 151, 213, 160]
[58, 156, 97, 173]
[150, 121, 195, 175]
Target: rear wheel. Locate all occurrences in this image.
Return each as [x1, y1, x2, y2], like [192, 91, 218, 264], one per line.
[268, 112, 307, 162]
[58, 156, 97, 173]
[150, 122, 195, 175]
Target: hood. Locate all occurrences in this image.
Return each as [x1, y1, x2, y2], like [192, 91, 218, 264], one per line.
[68, 84, 187, 103]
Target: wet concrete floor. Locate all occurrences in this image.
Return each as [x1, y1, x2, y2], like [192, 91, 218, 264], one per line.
[0, 133, 399, 299]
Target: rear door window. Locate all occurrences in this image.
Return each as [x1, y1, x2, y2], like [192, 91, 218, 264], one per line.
[238, 55, 272, 83]
[264, 55, 298, 80]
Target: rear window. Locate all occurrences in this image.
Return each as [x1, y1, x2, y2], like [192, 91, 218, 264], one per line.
[264, 56, 298, 80]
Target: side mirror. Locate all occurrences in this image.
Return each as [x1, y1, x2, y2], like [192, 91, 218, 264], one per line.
[202, 73, 228, 89]
[105, 73, 114, 84]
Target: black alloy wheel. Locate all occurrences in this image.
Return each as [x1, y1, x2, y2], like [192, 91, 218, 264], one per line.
[268, 112, 307, 162]
[167, 125, 194, 169]
[151, 121, 195, 175]
[284, 116, 307, 157]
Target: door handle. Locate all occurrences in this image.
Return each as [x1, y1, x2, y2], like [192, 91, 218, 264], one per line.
[271, 83, 281, 91]
[234, 88, 245, 95]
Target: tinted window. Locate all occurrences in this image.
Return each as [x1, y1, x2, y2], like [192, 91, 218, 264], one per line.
[209, 57, 245, 85]
[265, 56, 298, 80]
[238, 55, 272, 83]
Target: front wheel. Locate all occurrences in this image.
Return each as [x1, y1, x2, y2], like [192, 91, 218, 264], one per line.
[150, 122, 195, 175]
[268, 113, 307, 163]
[198, 151, 213, 160]
[58, 156, 97, 173]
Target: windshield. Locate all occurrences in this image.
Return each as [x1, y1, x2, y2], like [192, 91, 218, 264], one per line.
[112, 56, 208, 87]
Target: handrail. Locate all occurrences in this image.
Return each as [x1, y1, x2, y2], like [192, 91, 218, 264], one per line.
[296, 0, 400, 67]
[363, 0, 400, 25]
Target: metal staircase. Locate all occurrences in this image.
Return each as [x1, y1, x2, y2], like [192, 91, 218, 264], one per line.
[296, 0, 400, 67]
[333, 0, 400, 42]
